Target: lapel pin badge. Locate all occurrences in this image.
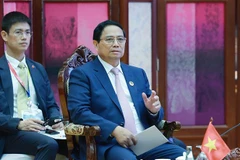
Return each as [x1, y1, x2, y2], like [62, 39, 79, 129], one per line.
[32, 65, 35, 68]
[129, 81, 134, 86]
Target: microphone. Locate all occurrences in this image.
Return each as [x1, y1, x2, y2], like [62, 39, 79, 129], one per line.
[185, 147, 191, 160]
[220, 123, 240, 136]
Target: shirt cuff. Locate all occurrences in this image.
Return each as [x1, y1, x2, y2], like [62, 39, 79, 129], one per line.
[148, 110, 159, 117]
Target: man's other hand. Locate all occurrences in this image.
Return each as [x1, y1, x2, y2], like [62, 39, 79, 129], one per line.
[52, 122, 64, 130]
[112, 126, 137, 148]
[17, 119, 45, 131]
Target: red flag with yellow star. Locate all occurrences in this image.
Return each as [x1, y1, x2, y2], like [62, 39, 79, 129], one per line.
[201, 121, 230, 160]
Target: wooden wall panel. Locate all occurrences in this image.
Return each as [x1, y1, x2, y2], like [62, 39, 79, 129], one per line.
[237, 0, 240, 147]
[158, 0, 237, 157]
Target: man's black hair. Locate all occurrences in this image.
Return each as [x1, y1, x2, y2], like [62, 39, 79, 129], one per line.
[2, 11, 31, 33]
[93, 20, 126, 42]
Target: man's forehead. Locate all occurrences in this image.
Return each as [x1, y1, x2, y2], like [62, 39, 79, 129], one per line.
[10, 22, 30, 30]
[101, 25, 124, 36]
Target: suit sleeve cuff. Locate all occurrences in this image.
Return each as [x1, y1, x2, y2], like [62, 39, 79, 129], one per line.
[148, 110, 159, 117]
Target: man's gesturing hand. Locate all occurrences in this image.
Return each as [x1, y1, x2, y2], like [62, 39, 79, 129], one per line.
[142, 90, 161, 114]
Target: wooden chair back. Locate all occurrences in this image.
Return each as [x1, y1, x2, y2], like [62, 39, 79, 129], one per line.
[57, 45, 97, 159]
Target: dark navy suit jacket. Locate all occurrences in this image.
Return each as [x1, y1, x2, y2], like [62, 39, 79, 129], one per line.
[0, 55, 61, 157]
[68, 57, 164, 160]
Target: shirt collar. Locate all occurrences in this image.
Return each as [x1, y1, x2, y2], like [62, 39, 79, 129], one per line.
[5, 51, 27, 69]
[97, 55, 122, 74]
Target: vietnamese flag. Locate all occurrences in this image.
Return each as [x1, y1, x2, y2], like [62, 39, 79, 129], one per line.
[201, 121, 230, 160]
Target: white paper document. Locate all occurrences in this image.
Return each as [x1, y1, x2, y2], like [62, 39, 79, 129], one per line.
[130, 125, 169, 156]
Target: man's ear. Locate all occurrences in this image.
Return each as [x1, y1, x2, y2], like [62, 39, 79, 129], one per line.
[1, 30, 8, 42]
[93, 40, 99, 51]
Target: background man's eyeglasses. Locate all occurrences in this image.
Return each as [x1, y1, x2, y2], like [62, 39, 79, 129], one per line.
[13, 30, 33, 37]
[100, 36, 126, 45]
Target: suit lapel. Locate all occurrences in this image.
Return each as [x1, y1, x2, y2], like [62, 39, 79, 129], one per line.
[0, 56, 14, 114]
[26, 60, 38, 83]
[92, 58, 122, 111]
[26, 59, 41, 100]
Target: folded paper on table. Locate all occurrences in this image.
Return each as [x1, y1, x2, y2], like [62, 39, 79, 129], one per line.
[130, 125, 168, 156]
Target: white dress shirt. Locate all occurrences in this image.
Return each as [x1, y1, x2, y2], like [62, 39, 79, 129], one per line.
[98, 56, 145, 134]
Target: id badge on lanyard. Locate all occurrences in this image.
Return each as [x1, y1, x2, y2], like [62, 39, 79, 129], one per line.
[8, 62, 32, 107]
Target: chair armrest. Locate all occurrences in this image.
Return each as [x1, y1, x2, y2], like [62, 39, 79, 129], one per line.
[64, 123, 101, 160]
[64, 123, 101, 136]
[157, 120, 181, 139]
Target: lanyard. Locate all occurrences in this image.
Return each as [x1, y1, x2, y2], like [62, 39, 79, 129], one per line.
[8, 62, 30, 97]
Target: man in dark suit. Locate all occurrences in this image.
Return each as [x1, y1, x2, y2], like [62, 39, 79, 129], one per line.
[68, 20, 186, 160]
[0, 11, 67, 159]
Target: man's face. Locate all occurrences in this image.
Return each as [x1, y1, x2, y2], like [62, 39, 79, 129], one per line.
[1, 22, 31, 54]
[94, 25, 126, 66]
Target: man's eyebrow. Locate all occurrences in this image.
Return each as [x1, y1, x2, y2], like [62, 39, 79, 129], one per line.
[14, 29, 31, 31]
[105, 35, 124, 37]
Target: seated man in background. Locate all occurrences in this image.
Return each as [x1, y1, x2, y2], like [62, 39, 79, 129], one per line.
[68, 20, 186, 160]
[0, 11, 67, 160]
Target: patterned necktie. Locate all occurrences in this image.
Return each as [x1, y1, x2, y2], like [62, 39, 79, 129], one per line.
[17, 62, 28, 117]
[111, 68, 137, 134]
